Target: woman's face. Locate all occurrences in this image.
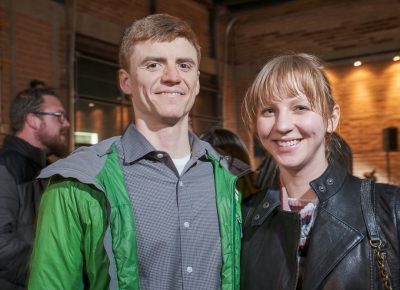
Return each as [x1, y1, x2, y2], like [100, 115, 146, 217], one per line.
[256, 93, 339, 175]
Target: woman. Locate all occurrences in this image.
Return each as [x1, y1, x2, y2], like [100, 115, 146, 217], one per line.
[241, 53, 399, 290]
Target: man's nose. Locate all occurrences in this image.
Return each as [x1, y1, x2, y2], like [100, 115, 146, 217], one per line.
[161, 65, 181, 84]
[62, 118, 70, 128]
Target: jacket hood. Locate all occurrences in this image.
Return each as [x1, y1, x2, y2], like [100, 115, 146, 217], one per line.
[38, 135, 229, 187]
[38, 136, 119, 188]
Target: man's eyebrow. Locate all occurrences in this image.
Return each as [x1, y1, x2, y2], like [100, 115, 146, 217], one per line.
[176, 57, 196, 65]
[139, 57, 166, 65]
[139, 56, 197, 66]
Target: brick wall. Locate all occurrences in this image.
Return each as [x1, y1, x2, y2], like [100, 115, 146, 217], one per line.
[326, 60, 400, 184]
[232, 0, 400, 64]
[77, 0, 149, 27]
[156, 0, 210, 58]
[0, 6, 10, 134]
[14, 13, 54, 90]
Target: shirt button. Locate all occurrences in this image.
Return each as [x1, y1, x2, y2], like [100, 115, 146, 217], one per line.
[187, 266, 193, 273]
[183, 221, 190, 228]
[156, 153, 164, 159]
[179, 181, 183, 187]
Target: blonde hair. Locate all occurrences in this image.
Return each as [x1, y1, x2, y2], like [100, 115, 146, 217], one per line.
[119, 14, 201, 70]
[243, 53, 336, 130]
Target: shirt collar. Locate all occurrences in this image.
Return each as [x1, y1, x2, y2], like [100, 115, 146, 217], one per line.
[121, 123, 207, 164]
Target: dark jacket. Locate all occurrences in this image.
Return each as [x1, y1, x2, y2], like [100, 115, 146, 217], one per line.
[241, 164, 400, 290]
[0, 135, 47, 290]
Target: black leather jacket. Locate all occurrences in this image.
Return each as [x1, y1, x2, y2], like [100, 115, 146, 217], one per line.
[241, 164, 400, 290]
[0, 135, 47, 289]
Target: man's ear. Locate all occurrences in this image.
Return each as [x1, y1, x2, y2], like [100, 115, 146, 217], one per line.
[327, 104, 340, 133]
[25, 113, 41, 130]
[119, 69, 132, 95]
[195, 70, 200, 96]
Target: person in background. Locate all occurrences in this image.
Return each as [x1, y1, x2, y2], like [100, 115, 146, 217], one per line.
[29, 14, 241, 290]
[241, 53, 400, 289]
[200, 127, 259, 199]
[0, 86, 69, 290]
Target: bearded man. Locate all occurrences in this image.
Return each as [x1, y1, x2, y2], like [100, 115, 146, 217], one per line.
[0, 87, 70, 290]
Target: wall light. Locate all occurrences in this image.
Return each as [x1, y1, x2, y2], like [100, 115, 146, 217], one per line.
[393, 55, 400, 62]
[353, 60, 362, 67]
[88, 102, 95, 108]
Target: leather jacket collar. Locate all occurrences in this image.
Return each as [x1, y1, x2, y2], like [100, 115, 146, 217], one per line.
[249, 163, 348, 227]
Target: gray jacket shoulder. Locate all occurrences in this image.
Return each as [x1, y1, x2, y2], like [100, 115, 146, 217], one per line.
[38, 136, 120, 185]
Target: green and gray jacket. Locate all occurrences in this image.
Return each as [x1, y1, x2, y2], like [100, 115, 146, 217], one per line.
[28, 137, 241, 290]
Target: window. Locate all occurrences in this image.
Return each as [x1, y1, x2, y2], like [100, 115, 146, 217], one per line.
[75, 52, 131, 146]
[190, 72, 221, 134]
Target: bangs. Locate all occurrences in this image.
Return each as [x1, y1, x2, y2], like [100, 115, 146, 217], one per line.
[257, 59, 322, 112]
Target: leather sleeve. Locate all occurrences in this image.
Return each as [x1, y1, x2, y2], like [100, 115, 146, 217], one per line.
[0, 164, 31, 286]
[375, 182, 400, 288]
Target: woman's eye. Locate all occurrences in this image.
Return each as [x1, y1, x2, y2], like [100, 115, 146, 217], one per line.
[260, 107, 274, 115]
[296, 105, 310, 111]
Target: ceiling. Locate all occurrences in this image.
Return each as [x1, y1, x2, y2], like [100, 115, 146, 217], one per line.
[198, 0, 293, 13]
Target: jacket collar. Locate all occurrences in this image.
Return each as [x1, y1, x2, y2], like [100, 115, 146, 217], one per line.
[250, 163, 348, 227]
[2, 134, 47, 168]
[310, 162, 348, 203]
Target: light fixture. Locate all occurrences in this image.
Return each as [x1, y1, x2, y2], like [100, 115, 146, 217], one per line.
[353, 60, 362, 67]
[393, 55, 400, 62]
[74, 132, 99, 145]
[88, 102, 95, 108]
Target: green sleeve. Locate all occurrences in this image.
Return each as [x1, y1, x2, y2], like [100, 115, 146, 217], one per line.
[28, 178, 108, 290]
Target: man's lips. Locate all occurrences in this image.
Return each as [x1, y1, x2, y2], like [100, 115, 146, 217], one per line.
[154, 90, 184, 95]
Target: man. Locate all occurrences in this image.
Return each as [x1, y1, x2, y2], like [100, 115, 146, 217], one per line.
[0, 87, 70, 290]
[28, 14, 241, 290]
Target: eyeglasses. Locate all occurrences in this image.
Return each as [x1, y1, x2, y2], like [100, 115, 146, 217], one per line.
[33, 111, 68, 124]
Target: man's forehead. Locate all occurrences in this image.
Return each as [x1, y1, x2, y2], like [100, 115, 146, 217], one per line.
[42, 95, 63, 108]
[130, 38, 198, 60]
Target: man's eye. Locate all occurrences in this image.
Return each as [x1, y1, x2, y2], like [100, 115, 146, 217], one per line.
[178, 63, 192, 72]
[146, 63, 161, 70]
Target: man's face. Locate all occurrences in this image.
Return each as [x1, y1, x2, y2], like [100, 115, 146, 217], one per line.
[119, 38, 200, 127]
[36, 95, 70, 155]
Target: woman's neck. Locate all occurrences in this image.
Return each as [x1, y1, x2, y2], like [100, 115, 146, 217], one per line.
[279, 160, 328, 200]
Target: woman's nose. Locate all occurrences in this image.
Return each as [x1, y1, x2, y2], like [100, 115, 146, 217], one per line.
[275, 111, 294, 133]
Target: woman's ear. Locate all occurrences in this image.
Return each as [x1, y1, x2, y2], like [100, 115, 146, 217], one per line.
[327, 104, 340, 133]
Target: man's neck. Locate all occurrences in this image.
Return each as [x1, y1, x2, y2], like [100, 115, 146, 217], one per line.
[15, 130, 47, 153]
[135, 119, 191, 159]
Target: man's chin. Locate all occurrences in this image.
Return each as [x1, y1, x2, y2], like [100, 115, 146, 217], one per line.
[45, 140, 69, 158]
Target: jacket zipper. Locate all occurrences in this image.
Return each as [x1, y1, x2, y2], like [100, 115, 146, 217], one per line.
[231, 178, 239, 290]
